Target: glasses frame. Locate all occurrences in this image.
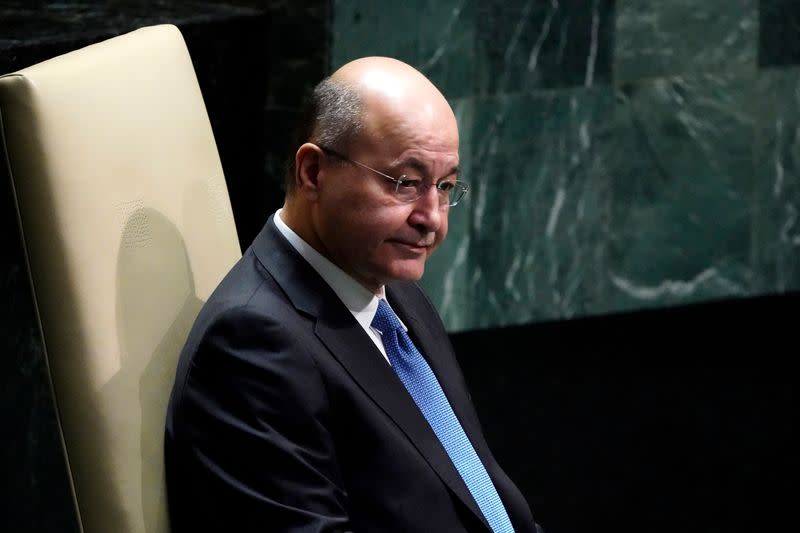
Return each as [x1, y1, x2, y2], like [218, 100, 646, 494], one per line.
[317, 145, 469, 207]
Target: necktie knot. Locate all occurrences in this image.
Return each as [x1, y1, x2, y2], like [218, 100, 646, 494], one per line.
[371, 299, 402, 334]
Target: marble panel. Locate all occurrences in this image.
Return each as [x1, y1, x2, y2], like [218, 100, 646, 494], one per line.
[759, 0, 800, 67]
[751, 67, 800, 291]
[615, 0, 757, 83]
[426, 71, 787, 330]
[475, 0, 614, 93]
[422, 87, 617, 331]
[332, 0, 477, 99]
[608, 73, 757, 313]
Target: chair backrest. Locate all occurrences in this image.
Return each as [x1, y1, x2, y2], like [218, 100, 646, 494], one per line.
[0, 24, 242, 533]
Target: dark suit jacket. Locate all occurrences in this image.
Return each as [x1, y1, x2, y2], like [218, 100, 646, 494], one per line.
[165, 215, 537, 532]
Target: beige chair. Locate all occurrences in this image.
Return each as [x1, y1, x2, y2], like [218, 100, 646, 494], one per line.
[0, 24, 242, 532]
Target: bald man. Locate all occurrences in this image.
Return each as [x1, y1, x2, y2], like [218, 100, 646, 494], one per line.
[165, 57, 539, 533]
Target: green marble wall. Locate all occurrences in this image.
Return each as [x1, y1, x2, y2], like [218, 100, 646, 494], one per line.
[332, 0, 800, 331]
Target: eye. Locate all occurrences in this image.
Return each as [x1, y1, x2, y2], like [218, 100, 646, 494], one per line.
[436, 180, 456, 192]
[397, 176, 422, 189]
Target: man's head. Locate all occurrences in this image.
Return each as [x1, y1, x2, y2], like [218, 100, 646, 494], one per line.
[282, 56, 462, 295]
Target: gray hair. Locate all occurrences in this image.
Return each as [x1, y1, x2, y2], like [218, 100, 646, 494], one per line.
[284, 76, 364, 196]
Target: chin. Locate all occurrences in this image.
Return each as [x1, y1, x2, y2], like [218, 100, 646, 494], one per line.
[389, 264, 425, 282]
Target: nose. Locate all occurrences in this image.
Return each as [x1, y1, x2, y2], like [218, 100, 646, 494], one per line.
[408, 183, 444, 232]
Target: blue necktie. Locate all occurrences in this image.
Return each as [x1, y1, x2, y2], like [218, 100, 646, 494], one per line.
[372, 299, 515, 533]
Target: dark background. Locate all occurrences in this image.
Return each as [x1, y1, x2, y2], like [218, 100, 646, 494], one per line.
[1, 2, 795, 533]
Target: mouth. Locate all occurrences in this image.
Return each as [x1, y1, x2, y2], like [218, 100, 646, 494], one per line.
[391, 238, 433, 253]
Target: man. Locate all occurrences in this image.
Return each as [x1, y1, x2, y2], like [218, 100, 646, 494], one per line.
[165, 56, 538, 532]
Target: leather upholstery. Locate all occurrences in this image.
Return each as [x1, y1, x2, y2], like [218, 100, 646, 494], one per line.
[0, 24, 241, 533]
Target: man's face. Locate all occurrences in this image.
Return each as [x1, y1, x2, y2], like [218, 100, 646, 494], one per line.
[313, 102, 460, 294]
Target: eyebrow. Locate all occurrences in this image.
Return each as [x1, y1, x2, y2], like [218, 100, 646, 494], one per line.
[392, 156, 459, 181]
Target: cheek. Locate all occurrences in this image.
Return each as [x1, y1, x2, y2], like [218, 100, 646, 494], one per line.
[360, 202, 412, 232]
[434, 216, 449, 245]
[338, 209, 395, 255]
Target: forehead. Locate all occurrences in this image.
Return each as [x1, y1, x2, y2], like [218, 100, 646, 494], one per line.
[361, 99, 459, 161]
[392, 152, 460, 182]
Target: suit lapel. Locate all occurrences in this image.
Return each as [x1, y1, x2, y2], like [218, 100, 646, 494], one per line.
[252, 217, 489, 530]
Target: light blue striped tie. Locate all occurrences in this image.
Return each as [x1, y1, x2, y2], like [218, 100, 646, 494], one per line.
[372, 299, 515, 533]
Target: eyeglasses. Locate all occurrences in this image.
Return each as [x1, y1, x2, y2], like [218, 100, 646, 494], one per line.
[318, 145, 469, 207]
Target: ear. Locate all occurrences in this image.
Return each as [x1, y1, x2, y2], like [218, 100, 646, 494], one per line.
[295, 143, 324, 201]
